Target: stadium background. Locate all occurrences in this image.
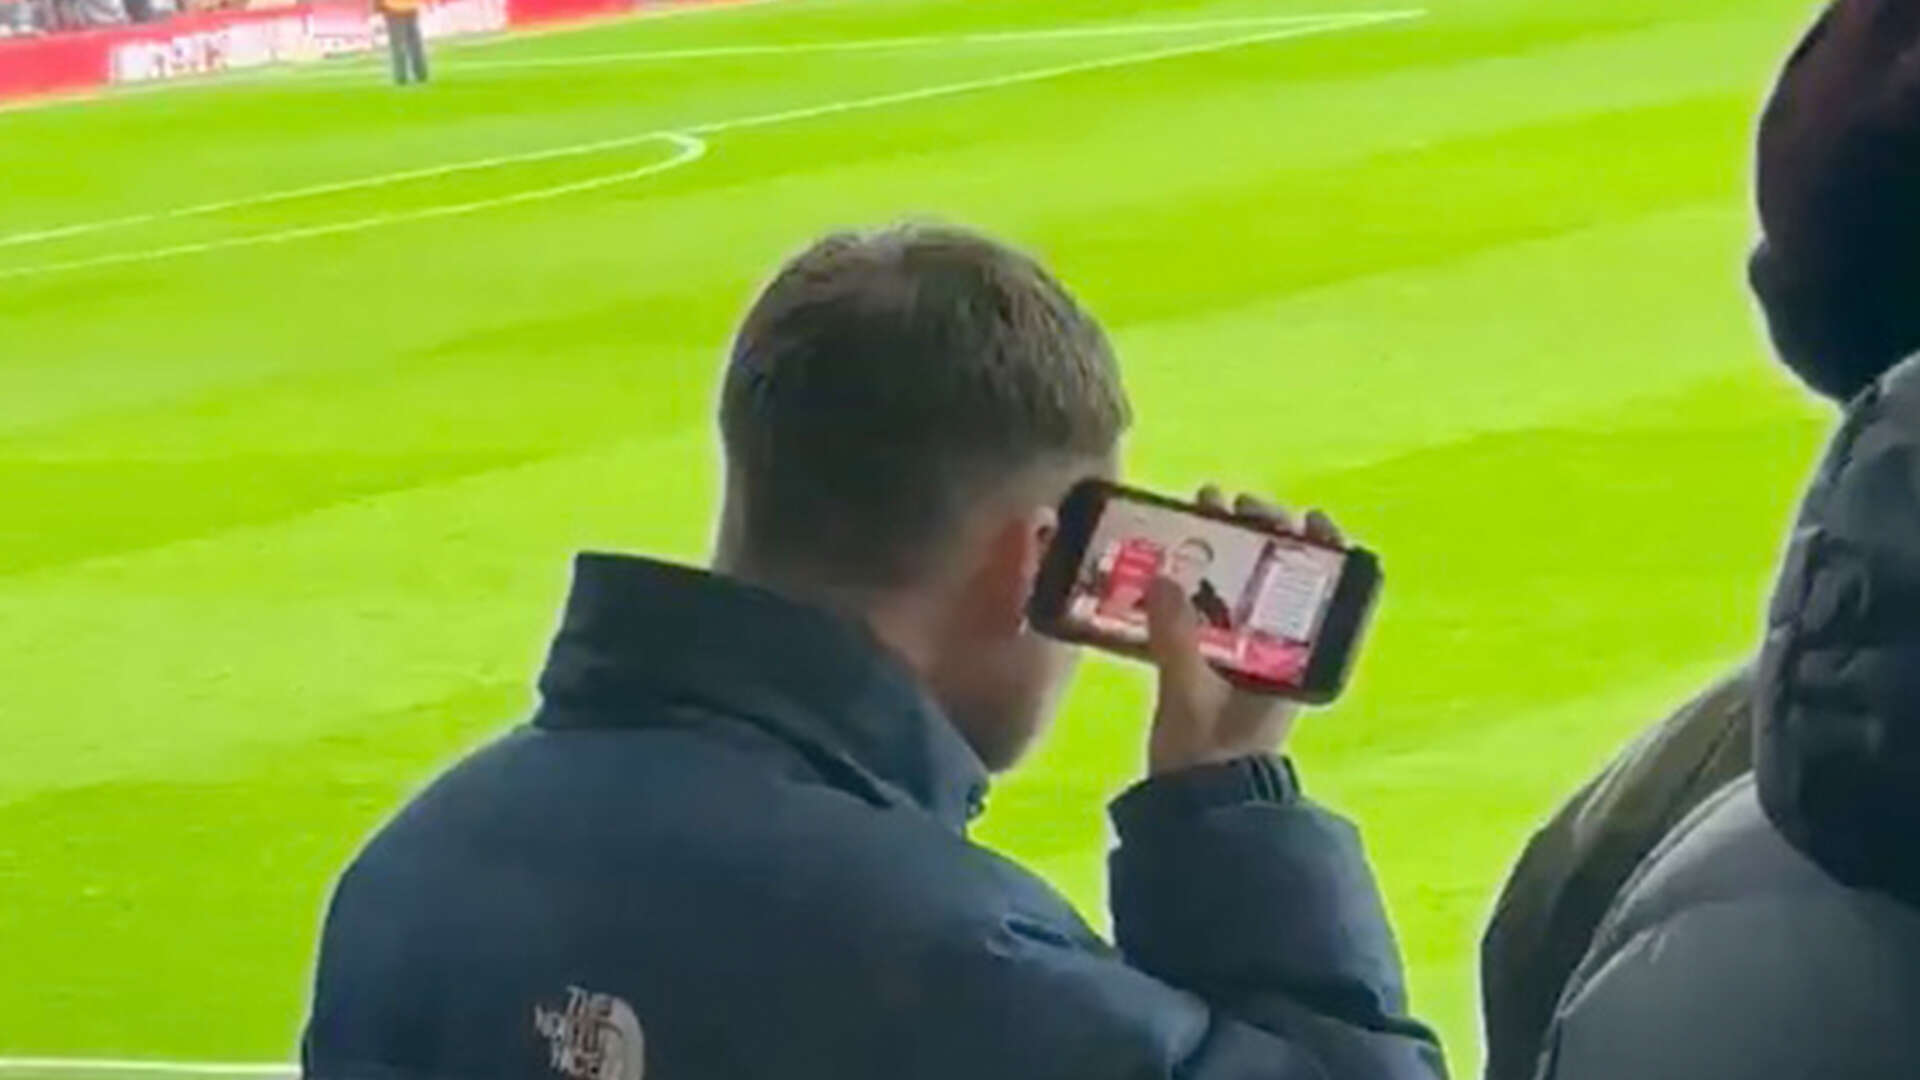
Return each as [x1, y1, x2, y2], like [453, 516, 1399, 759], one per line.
[2, 0, 1825, 1072]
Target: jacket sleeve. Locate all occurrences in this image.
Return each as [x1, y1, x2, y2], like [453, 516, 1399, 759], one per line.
[1105, 755, 1445, 1079]
[854, 757, 1445, 1079]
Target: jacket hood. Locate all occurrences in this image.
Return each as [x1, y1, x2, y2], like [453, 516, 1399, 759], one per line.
[1749, 0, 1920, 401]
[1758, 353, 1920, 907]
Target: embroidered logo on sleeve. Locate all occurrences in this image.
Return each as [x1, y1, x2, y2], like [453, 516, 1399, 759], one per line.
[534, 986, 646, 1080]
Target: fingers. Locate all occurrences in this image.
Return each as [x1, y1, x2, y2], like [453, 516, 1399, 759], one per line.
[1233, 493, 1296, 534]
[1199, 484, 1345, 546]
[1144, 578, 1208, 682]
[1303, 509, 1345, 546]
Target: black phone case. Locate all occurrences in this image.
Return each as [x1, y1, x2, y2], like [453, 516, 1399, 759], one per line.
[1028, 480, 1381, 703]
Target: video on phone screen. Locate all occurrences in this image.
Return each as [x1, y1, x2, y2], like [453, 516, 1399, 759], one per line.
[1063, 501, 1347, 685]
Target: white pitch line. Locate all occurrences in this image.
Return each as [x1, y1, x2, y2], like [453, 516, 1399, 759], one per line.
[0, 1061, 294, 1076]
[0, 123, 702, 248]
[346, 11, 1396, 74]
[958, 11, 1397, 45]
[437, 33, 945, 70]
[452, 0, 789, 49]
[682, 10, 1422, 139]
[0, 9, 1424, 280]
[120, 11, 1420, 84]
[0, 11, 1418, 253]
[0, 132, 705, 280]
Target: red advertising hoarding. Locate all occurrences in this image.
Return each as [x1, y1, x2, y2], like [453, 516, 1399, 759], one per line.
[3, 22, 126, 98]
[505, 0, 628, 26]
[0, 0, 714, 102]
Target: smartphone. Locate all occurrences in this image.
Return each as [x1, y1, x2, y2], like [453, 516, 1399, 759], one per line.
[1029, 480, 1381, 703]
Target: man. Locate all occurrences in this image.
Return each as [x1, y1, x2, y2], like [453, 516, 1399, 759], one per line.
[377, 0, 428, 86]
[1535, 354, 1920, 1080]
[1479, 2, 1920, 1076]
[1160, 537, 1234, 629]
[303, 226, 1446, 1080]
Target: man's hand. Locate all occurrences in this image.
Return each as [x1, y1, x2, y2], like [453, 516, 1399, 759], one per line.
[1144, 487, 1343, 776]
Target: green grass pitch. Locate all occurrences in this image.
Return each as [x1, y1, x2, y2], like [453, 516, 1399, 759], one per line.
[1, 0, 1831, 1073]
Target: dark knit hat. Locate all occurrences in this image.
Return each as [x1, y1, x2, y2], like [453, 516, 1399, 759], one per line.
[1750, 0, 1920, 401]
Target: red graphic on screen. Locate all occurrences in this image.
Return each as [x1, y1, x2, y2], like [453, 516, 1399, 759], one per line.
[1241, 634, 1310, 685]
[1096, 537, 1163, 620]
[1070, 526, 1328, 686]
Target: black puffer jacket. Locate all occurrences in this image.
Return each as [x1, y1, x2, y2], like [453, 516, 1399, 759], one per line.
[1536, 356, 1920, 1080]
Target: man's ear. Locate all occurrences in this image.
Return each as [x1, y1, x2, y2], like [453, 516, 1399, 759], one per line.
[972, 505, 1058, 637]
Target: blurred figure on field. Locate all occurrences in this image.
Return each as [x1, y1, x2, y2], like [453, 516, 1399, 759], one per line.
[378, 0, 428, 86]
[1483, 2, 1920, 1078]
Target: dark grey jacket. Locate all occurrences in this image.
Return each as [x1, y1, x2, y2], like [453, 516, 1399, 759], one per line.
[1536, 357, 1920, 1079]
[303, 555, 1446, 1080]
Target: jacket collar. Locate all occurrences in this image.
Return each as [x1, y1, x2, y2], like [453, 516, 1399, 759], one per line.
[533, 553, 989, 830]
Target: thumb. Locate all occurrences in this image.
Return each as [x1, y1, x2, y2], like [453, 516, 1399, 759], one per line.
[1144, 578, 1208, 681]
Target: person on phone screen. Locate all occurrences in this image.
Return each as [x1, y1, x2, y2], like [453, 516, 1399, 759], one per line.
[302, 225, 1444, 1080]
[1154, 537, 1234, 630]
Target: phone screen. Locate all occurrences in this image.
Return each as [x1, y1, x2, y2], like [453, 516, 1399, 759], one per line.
[1058, 496, 1351, 687]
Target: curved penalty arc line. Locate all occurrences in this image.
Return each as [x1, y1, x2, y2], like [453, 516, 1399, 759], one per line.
[0, 10, 1418, 253]
[0, 129, 697, 251]
[0, 131, 706, 281]
[0, 11, 1426, 279]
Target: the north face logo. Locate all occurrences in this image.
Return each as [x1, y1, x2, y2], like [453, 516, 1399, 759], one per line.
[534, 986, 646, 1080]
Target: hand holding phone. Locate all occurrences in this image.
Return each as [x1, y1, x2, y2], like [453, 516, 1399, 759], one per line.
[1029, 480, 1381, 708]
[1142, 489, 1340, 773]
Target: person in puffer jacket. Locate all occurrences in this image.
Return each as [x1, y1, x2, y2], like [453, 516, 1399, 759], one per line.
[1480, 4, 1920, 1073]
[1533, 354, 1920, 1080]
[302, 225, 1447, 1080]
